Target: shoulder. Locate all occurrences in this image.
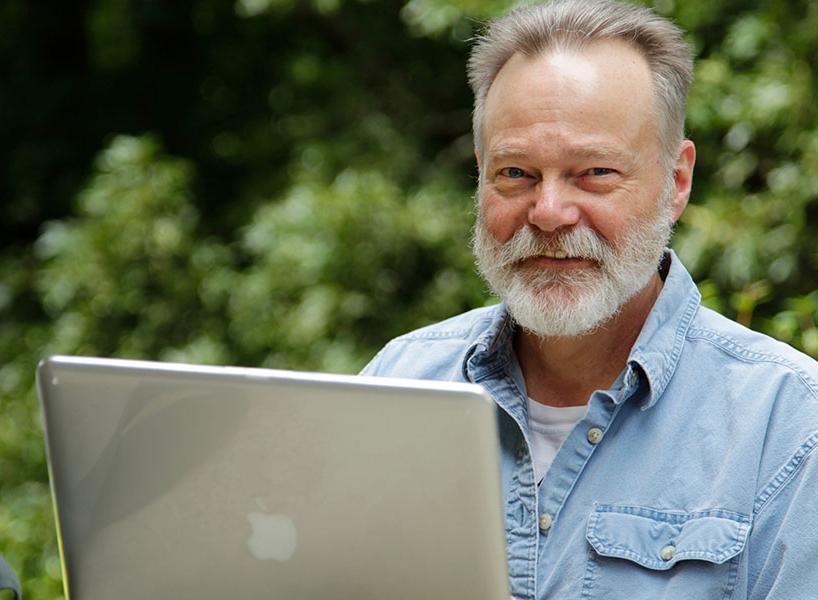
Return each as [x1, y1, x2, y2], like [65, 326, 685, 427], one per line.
[390, 304, 502, 341]
[684, 305, 818, 499]
[360, 304, 504, 381]
[687, 304, 818, 396]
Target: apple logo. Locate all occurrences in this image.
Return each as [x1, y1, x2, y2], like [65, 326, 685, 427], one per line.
[245, 498, 298, 561]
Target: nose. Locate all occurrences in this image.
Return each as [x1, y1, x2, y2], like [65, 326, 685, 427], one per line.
[527, 179, 581, 233]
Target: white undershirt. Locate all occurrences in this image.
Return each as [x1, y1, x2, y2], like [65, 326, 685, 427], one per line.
[526, 398, 587, 483]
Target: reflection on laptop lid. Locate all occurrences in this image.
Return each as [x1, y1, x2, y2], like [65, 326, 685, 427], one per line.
[37, 356, 509, 600]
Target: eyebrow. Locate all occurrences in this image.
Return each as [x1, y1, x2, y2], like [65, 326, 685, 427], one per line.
[487, 143, 636, 169]
[486, 147, 530, 162]
[565, 145, 630, 162]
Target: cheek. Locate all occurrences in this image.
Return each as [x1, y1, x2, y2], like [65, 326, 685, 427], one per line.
[583, 212, 629, 247]
[591, 204, 655, 248]
[480, 192, 528, 244]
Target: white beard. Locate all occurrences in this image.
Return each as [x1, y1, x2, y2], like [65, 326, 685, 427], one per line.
[471, 184, 675, 338]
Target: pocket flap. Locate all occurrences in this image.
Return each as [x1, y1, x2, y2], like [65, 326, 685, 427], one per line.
[586, 505, 751, 570]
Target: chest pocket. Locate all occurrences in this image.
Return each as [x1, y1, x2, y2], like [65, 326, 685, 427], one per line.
[583, 505, 750, 600]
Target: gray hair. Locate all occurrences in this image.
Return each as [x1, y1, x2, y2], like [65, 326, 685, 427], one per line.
[468, 0, 693, 165]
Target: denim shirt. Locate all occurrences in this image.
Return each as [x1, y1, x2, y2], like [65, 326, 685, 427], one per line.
[0, 552, 20, 599]
[361, 251, 818, 600]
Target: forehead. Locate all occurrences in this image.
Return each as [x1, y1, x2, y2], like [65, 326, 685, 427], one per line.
[482, 40, 659, 158]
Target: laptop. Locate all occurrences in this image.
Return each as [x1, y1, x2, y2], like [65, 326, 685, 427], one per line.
[37, 355, 509, 600]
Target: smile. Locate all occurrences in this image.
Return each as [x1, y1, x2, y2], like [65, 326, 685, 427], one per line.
[541, 250, 570, 259]
[517, 253, 598, 270]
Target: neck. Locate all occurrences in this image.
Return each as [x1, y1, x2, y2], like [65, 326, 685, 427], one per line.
[515, 272, 664, 407]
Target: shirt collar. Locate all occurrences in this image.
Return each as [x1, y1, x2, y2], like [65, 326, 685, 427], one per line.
[461, 249, 701, 411]
[626, 249, 701, 409]
[462, 305, 516, 383]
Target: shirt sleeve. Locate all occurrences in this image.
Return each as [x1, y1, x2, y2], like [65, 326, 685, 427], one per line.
[0, 552, 21, 599]
[358, 347, 386, 376]
[748, 434, 818, 599]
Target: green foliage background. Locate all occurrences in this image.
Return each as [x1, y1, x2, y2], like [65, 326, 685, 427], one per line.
[1, 0, 817, 596]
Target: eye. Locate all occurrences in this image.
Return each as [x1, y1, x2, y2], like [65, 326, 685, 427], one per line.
[499, 167, 527, 179]
[587, 167, 615, 176]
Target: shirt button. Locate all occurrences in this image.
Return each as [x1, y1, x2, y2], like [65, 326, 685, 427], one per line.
[538, 513, 553, 532]
[587, 427, 604, 444]
[660, 545, 675, 561]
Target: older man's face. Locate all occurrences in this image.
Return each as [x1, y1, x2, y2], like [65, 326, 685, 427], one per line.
[473, 40, 687, 337]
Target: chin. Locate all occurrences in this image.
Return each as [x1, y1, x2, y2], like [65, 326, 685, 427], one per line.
[503, 273, 637, 338]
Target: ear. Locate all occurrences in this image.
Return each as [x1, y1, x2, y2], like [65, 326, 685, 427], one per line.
[670, 140, 696, 222]
[474, 147, 482, 173]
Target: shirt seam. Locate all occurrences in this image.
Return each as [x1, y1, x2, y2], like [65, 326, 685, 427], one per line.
[686, 327, 818, 397]
[753, 431, 818, 517]
[386, 311, 500, 343]
[388, 327, 476, 341]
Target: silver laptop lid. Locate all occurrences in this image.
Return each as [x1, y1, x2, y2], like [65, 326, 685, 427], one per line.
[37, 356, 509, 600]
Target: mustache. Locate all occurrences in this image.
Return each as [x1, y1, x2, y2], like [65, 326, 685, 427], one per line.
[495, 226, 612, 268]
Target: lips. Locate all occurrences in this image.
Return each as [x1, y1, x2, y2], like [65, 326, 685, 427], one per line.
[517, 250, 599, 270]
[492, 225, 610, 269]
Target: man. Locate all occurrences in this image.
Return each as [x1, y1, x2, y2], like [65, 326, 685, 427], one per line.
[361, 1, 818, 599]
